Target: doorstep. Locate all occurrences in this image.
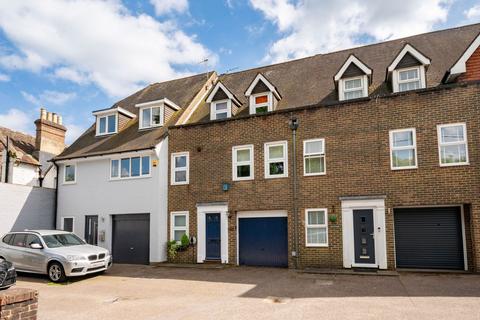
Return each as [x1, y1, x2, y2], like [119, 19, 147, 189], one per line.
[297, 267, 399, 276]
[152, 262, 229, 269]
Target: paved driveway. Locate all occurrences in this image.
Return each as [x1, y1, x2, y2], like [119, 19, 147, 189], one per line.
[13, 265, 480, 320]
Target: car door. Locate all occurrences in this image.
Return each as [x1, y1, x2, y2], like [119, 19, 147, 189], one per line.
[22, 234, 47, 273]
[6, 233, 28, 270]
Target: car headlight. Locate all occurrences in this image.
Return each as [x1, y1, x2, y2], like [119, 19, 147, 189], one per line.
[66, 255, 86, 261]
[7, 266, 15, 272]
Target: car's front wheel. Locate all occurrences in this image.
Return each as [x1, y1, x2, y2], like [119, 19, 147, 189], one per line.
[48, 262, 66, 283]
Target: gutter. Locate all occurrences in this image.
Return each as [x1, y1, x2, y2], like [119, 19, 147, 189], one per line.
[52, 146, 156, 162]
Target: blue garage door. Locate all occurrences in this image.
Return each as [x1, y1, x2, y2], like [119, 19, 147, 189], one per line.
[238, 217, 288, 267]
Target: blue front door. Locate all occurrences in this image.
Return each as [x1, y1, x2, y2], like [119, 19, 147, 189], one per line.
[206, 213, 221, 260]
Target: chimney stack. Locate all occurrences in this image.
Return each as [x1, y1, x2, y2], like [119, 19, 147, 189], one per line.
[34, 108, 67, 169]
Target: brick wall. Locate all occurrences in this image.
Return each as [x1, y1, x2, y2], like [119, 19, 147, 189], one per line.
[458, 47, 480, 82]
[0, 288, 38, 320]
[168, 83, 480, 271]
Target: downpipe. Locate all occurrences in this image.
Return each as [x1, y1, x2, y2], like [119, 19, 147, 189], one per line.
[289, 116, 300, 269]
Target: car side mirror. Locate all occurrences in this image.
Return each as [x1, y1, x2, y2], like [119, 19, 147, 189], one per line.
[30, 243, 43, 249]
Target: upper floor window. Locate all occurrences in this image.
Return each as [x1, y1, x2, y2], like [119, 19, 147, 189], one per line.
[398, 67, 421, 92]
[171, 212, 189, 242]
[110, 156, 151, 180]
[388, 44, 430, 93]
[140, 106, 163, 129]
[232, 145, 254, 181]
[304, 139, 325, 176]
[97, 114, 117, 135]
[211, 100, 231, 120]
[389, 128, 417, 170]
[335, 55, 372, 101]
[437, 123, 469, 166]
[264, 141, 288, 178]
[64, 164, 76, 184]
[171, 152, 189, 185]
[251, 93, 271, 114]
[343, 77, 365, 100]
[245, 73, 281, 115]
[305, 209, 328, 247]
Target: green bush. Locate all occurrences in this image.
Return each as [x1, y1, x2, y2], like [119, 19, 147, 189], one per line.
[167, 234, 190, 259]
[181, 234, 190, 247]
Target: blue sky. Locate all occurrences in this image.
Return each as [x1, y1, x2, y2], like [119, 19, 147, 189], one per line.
[0, 0, 479, 144]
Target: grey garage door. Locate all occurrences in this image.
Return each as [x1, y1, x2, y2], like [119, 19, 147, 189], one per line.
[394, 207, 464, 270]
[112, 214, 150, 265]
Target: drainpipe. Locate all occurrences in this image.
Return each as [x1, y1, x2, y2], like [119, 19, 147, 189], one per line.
[53, 160, 59, 230]
[288, 116, 299, 269]
[5, 136, 10, 183]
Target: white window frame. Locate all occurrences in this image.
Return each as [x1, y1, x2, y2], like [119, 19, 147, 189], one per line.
[170, 211, 189, 243]
[389, 128, 417, 170]
[305, 208, 328, 247]
[110, 155, 151, 180]
[96, 113, 117, 136]
[303, 138, 326, 176]
[171, 152, 189, 185]
[232, 145, 254, 181]
[437, 123, 469, 167]
[61, 217, 75, 233]
[63, 164, 76, 184]
[210, 99, 232, 120]
[393, 66, 426, 93]
[139, 105, 164, 129]
[339, 76, 368, 101]
[249, 92, 273, 115]
[264, 141, 288, 179]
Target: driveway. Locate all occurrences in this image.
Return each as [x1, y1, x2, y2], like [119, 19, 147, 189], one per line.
[13, 265, 480, 320]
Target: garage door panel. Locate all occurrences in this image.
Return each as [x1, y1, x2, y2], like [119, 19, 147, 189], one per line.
[112, 214, 150, 265]
[394, 207, 464, 270]
[239, 217, 288, 267]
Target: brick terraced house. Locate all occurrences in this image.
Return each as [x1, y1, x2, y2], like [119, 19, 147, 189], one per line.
[167, 23, 480, 271]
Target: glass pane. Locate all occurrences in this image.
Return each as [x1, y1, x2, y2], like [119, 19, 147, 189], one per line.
[255, 95, 268, 104]
[269, 145, 284, 159]
[269, 162, 284, 175]
[308, 211, 325, 225]
[111, 160, 119, 177]
[215, 112, 228, 120]
[65, 165, 75, 182]
[307, 227, 327, 244]
[131, 157, 140, 177]
[99, 117, 106, 133]
[399, 69, 418, 81]
[399, 80, 420, 92]
[174, 230, 185, 242]
[441, 125, 464, 143]
[63, 218, 73, 232]
[344, 78, 362, 89]
[237, 165, 251, 178]
[392, 149, 415, 167]
[107, 115, 116, 133]
[142, 108, 151, 128]
[152, 107, 161, 125]
[12, 234, 27, 247]
[175, 155, 187, 168]
[236, 148, 250, 162]
[142, 156, 150, 175]
[121, 158, 130, 177]
[175, 170, 186, 182]
[305, 156, 324, 174]
[441, 144, 467, 164]
[174, 215, 186, 227]
[305, 140, 323, 154]
[256, 106, 268, 113]
[393, 131, 413, 147]
[215, 102, 228, 111]
[344, 89, 363, 100]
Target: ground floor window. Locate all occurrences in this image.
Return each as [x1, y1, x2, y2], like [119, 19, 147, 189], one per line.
[62, 217, 74, 232]
[171, 212, 189, 242]
[305, 209, 328, 247]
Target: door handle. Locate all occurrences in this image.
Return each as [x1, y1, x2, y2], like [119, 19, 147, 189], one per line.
[130, 247, 134, 250]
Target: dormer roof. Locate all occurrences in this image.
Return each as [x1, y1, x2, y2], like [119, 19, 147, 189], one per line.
[245, 73, 281, 99]
[445, 32, 480, 82]
[387, 43, 431, 74]
[206, 81, 242, 106]
[92, 106, 136, 118]
[334, 54, 372, 82]
[135, 98, 181, 110]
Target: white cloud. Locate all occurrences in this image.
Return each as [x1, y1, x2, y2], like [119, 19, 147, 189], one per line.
[465, 4, 480, 21]
[22, 90, 76, 106]
[0, 108, 33, 134]
[250, 0, 450, 62]
[0, 73, 10, 81]
[64, 122, 86, 145]
[150, 0, 188, 15]
[0, 0, 214, 96]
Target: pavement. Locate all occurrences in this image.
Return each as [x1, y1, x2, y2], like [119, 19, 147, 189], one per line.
[11, 264, 480, 320]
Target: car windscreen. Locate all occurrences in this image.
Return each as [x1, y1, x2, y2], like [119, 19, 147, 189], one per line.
[42, 234, 85, 248]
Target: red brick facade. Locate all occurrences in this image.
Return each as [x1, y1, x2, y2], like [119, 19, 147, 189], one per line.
[168, 83, 480, 271]
[458, 46, 480, 82]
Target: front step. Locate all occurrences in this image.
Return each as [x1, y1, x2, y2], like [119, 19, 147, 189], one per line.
[203, 259, 222, 264]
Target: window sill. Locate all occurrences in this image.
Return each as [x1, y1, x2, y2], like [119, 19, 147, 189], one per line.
[391, 166, 417, 171]
[171, 181, 189, 186]
[96, 132, 117, 137]
[439, 162, 470, 167]
[306, 244, 329, 248]
[110, 175, 151, 181]
[233, 177, 254, 181]
[139, 125, 163, 131]
[304, 172, 326, 177]
[265, 175, 288, 179]
[62, 181, 76, 185]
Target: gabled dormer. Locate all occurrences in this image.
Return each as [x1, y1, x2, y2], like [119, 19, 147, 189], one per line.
[206, 81, 241, 120]
[245, 73, 281, 115]
[92, 107, 135, 137]
[445, 33, 480, 83]
[387, 44, 430, 93]
[334, 55, 372, 101]
[136, 98, 180, 130]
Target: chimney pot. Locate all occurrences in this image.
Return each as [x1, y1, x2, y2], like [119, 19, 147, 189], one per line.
[58, 115, 63, 125]
[52, 113, 58, 124]
[47, 112, 53, 122]
[40, 108, 47, 120]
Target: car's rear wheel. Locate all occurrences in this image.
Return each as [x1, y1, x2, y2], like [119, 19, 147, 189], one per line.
[48, 262, 66, 283]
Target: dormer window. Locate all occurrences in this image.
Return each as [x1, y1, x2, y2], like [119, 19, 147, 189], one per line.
[206, 81, 241, 121]
[98, 114, 117, 135]
[334, 55, 371, 101]
[245, 73, 281, 115]
[388, 44, 430, 93]
[92, 107, 135, 137]
[211, 100, 231, 120]
[135, 98, 180, 130]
